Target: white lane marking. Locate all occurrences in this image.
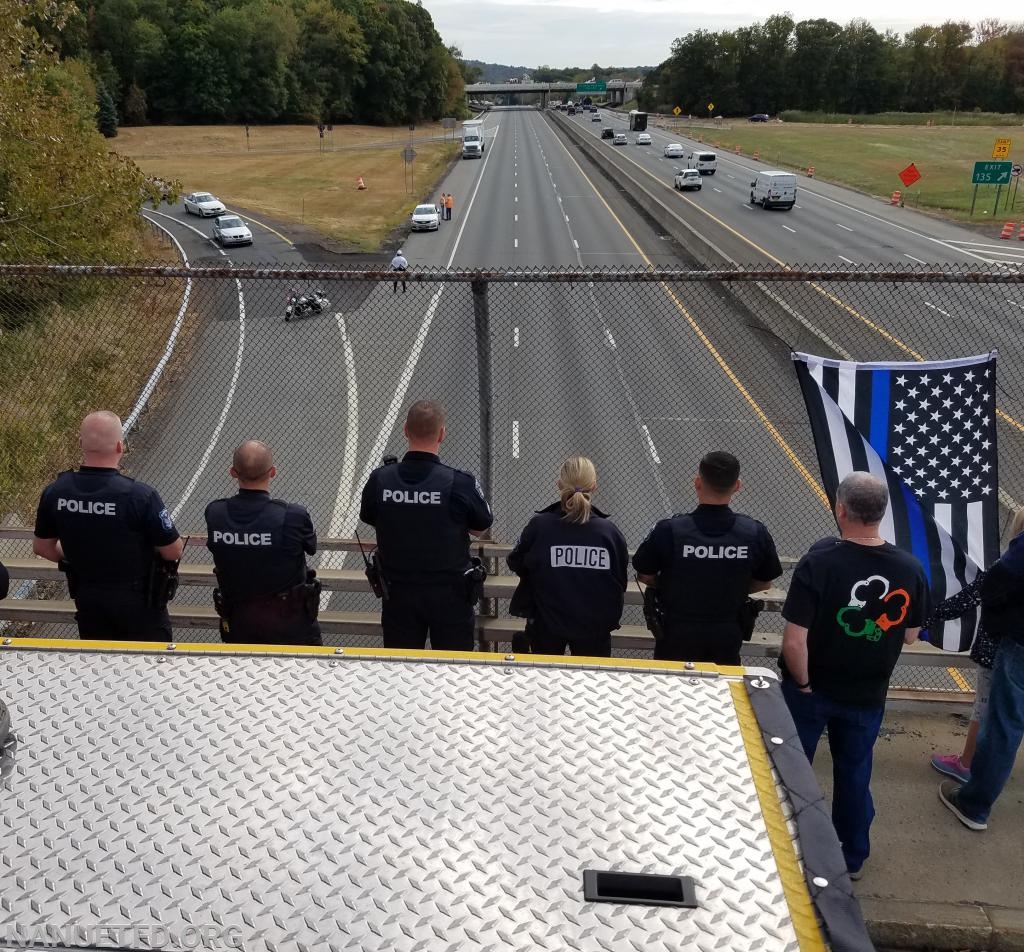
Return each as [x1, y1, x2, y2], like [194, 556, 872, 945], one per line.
[171, 274, 245, 521]
[328, 121, 502, 551]
[514, 326, 520, 347]
[795, 204, 802, 209]
[782, 224, 796, 233]
[641, 425, 661, 464]
[838, 255, 856, 265]
[836, 222, 853, 232]
[515, 196, 518, 203]
[727, 173, 735, 179]
[605, 329, 617, 349]
[573, 239, 579, 248]
[512, 421, 520, 459]
[713, 187, 722, 193]
[131, 215, 193, 435]
[1008, 299, 1024, 310]
[924, 302, 952, 318]
[148, 209, 248, 522]
[514, 214, 518, 222]
[905, 253, 927, 264]
[514, 238, 518, 248]
[319, 312, 360, 604]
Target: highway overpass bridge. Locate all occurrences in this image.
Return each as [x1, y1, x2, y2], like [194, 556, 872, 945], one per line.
[465, 79, 642, 107]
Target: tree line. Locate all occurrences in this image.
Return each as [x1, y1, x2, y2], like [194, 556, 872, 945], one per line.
[640, 17, 1024, 116]
[54, 0, 468, 128]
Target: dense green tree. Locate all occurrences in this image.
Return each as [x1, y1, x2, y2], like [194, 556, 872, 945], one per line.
[96, 79, 119, 136]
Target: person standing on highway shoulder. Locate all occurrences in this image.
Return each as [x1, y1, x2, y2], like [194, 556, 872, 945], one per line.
[390, 248, 408, 293]
[32, 410, 184, 640]
[781, 472, 928, 879]
[507, 456, 627, 657]
[632, 451, 782, 665]
[439, 193, 447, 222]
[939, 515, 1024, 831]
[359, 400, 493, 651]
[445, 192, 453, 220]
[205, 441, 322, 646]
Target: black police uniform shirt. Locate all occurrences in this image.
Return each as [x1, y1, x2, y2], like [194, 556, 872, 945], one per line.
[34, 467, 180, 587]
[980, 530, 1024, 648]
[631, 504, 782, 621]
[781, 538, 929, 708]
[507, 502, 628, 637]
[205, 489, 316, 601]
[0, 560, 8, 600]
[359, 451, 492, 583]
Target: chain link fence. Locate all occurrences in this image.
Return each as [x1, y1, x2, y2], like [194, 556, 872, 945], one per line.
[1, 261, 1022, 689]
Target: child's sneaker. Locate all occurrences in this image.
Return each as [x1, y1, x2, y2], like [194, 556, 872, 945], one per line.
[930, 752, 970, 782]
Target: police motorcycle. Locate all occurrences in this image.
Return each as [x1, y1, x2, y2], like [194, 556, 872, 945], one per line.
[284, 289, 329, 322]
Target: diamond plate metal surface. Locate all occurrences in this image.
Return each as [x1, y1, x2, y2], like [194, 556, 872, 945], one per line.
[0, 651, 803, 951]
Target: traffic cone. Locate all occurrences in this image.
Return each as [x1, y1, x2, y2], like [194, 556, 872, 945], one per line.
[356, 177, 367, 190]
[753, 150, 761, 160]
[890, 190, 901, 206]
[807, 166, 815, 178]
[1000, 222, 1015, 239]
[734, 145, 742, 155]
[1018, 223, 1024, 240]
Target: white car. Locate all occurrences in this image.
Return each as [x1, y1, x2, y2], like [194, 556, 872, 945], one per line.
[663, 143, 685, 158]
[183, 191, 226, 217]
[410, 203, 440, 231]
[635, 133, 652, 145]
[674, 169, 702, 191]
[613, 133, 627, 146]
[212, 215, 253, 246]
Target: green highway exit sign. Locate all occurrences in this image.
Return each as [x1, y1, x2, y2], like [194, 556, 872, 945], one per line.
[972, 161, 1012, 185]
[576, 81, 607, 92]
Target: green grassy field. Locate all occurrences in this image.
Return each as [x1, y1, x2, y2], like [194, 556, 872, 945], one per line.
[115, 124, 460, 251]
[659, 121, 1023, 220]
[779, 110, 1024, 127]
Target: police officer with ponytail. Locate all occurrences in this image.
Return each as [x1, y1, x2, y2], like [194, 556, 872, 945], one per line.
[205, 441, 322, 646]
[33, 410, 184, 640]
[359, 400, 493, 651]
[633, 451, 782, 665]
[507, 457, 627, 656]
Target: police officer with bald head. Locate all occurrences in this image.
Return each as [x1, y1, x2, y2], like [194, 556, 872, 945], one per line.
[359, 400, 493, 651]
[33, 410, 184, 640]
[633, 451, 782, 665]
[205, 441, 322, 646]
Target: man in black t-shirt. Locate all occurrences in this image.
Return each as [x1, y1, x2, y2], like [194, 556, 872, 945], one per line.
[782, 471, 928, 880]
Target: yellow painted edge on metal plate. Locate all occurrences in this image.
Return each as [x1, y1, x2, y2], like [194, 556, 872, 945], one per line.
[730, 680, 827, 952]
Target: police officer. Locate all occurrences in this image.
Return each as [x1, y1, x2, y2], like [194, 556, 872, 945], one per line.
[632, 451, 782, 665]
[359, 400, 493, 651]
[205, 441, 322, 646]
[390, 249, 408, 293]
[32, 410, 184, 640]
[507, 456, 627, 656]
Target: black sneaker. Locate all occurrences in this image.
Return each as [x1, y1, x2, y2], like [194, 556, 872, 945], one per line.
[938, 779, 987, 831]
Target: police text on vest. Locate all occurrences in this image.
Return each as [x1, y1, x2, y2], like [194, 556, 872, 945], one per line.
[212, 530, 273, 546]
[382, 489, 441, 504]
[57, 498, 116, 515]
[550, 546, 610, 569]
[682, 545, 749, 559]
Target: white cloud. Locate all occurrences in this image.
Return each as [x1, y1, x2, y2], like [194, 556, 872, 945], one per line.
[422, 0, 990, 67]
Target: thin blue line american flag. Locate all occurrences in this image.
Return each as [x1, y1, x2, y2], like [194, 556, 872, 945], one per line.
[793, 351, 999, 652]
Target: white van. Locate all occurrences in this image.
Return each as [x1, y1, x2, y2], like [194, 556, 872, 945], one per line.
[750, 171, 796, 209]
[687, 150, 717, 175]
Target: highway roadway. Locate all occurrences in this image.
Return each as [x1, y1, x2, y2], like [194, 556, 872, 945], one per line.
[122, 106, 1022, 635]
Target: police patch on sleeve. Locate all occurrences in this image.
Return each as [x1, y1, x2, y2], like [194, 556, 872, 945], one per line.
[474, 478, 492, 513]
[159, 508, 174, 532]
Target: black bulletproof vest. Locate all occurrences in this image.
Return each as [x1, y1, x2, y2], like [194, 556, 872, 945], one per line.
[373, 463, 467, 580]
[206, 497, 297, 600]
[666, 512, 762, 624]
[51, 470, 153, 587]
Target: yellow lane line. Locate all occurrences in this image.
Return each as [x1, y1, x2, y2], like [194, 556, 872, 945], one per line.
[546, 119, 831, 510]
[228, 209, 295, 247]
[947, 666, 972, 693]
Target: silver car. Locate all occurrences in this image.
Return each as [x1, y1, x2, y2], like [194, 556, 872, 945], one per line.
[613, 133, 627, 146]
[212, 215, 253, 246]
[183, 191, 226, 217]
[410, 203, 440, 231]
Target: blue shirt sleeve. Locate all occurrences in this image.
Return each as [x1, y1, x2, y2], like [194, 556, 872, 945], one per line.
[631, 520, 672, 575]
[140, 487, 180, 548]
[453, 472, 493, 532]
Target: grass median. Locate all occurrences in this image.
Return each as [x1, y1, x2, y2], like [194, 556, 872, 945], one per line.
[115, 124, 462, 251]
[0, 227, 191, 523]
[658, 120, 1023, 221]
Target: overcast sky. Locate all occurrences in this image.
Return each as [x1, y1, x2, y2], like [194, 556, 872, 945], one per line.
[423, 0, 982, 68]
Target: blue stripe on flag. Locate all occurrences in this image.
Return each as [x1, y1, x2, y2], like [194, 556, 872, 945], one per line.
[900, 483, 932, 584]
[869, 370, 889, 461]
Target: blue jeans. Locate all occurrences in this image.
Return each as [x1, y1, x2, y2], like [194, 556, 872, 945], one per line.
[782, 679, 885, 871]
[957, 637, 1024, 823]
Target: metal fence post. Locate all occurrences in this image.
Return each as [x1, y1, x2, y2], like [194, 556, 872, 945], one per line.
[471, 276, 499, 645]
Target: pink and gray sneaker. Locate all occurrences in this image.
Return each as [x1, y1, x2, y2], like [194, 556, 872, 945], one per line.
[930, 753, 971, 783]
